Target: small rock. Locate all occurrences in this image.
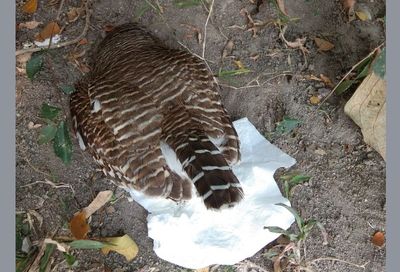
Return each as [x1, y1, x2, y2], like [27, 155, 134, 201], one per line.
[21, 237, 32, 253]
[314, 148, 327, 156]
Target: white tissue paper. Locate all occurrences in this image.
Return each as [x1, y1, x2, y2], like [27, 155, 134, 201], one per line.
[126, 118, 296, 269]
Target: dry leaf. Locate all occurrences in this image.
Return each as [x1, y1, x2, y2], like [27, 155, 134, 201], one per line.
[44, 238, 70, 252]
[19, 21, 42, 30]
[101, 234, 139, 261]
[306, 74, 323, 81]
[47, 0, 60, 7]
[314, 38, 334, 52]
[309, 96, 321, 105]
[319, 74, 334, 88]
[233, 60, 245, 70]
[67, 7, 82, 22]
[78, 38, 88, 45]
[69, 211, 90, 239]
[35, 21, 61, 42]
[16, 52, 33, 70]
[22, 0, 38, 14]
[82, 190, 113, 218]
[344, 72, 386, 160]
[355, 10, 371, 21]
[222, 40, 234, 59]
[276, 0, 288, 16]
[28, 121, 42, 129]
[103, 24, 115, 32]
[371, 231, 385, 247]
[342, 0, 356, 10]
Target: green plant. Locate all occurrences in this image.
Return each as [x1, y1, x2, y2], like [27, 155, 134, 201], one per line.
[280, 173, 311, 198]
[38, 103, 72, 164]
[264, 203, 328, 271]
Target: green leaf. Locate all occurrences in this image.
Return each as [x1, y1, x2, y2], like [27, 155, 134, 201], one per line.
[264, 226, 289, 235]
[275, 117, 301, 135]
[174, 0, 202, 8]
[355, 61, 372, 80]
[26, 54, 44, 80]
[334, 80, 355, 95]
[40, 103, 61, 121]
[60, 85, 76, 95]
[16, 250, 36, 272]
[39, 124, 57, 144]
[69, 240, 106, 249]
[63, 253, 77, 267]
[276, 203, 304, 230]
[53, 121, 72, 164]
[39, 244, 56, 272]
[373, 47, 386, 79]
[290, 175, 311, 185]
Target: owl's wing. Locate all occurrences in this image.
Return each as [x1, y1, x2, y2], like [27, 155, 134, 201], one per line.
[70, 78, 192, 200]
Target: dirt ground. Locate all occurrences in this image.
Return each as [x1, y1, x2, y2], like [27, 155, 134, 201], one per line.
[16, 0, 386, 271]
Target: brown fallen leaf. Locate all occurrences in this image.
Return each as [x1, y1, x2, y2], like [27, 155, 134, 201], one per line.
[19, 20, 42, 30]
[16, 52, 33, 70]
[314, 37, 334, 52]
[44, 238, 70, 252]
[101, 234, 139, 261]
[276, 0, 288, 16]
[103, 24, 115, 32]
[67, 7, 83, 23]
[371, 231, 385, 247]
[233, 60, 245, 70]
[35, 21, 61, 42]
[344, 72, 386, 160]
[222, 40, 234, 59]
[22, 0, 38, 14]
[28, 121, 42, 129]
[70, 211, 90, 239]
[320, 74, 334, 88]
[78, 38, 88, 45]
[342, 0, 356, 11]
[82, 190, 113, 218]
[309, 95, 321, 105]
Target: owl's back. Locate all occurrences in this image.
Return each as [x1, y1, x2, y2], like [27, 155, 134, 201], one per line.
[70, 23, 243, 209]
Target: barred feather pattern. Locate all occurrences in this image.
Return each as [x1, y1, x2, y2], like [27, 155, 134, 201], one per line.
[70, 23, 243, 209]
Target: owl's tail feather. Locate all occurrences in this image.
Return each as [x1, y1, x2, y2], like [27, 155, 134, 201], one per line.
[162, 115, 243, 210]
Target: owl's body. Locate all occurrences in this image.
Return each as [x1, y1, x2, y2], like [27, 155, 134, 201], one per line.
[70, 23, 243, 209]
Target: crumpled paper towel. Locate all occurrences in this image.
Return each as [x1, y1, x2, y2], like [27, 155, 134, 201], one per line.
[126, 118, 296, 269]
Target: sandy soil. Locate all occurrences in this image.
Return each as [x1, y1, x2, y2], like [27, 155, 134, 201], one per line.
[16, 0, 386, 271]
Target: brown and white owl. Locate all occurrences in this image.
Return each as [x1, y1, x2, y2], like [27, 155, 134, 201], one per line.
[70, 23, 243, 209]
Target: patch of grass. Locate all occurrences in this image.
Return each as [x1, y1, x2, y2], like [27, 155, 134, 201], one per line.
[264, 204, 328, 271]
[280, 173, 311, 198]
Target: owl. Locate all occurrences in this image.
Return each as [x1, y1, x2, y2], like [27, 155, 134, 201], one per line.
[70, 23, 243, 209]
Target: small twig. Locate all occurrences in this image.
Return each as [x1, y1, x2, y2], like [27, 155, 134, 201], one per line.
[316, 42, 385, 109]
[15, 0, 92, 56]
[310, 257, 369, 270]
[22, 155, 52, 179]
[202, 0, 214, 59]
[20, 179, 75, 194]
[56, 0, 65, 21]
